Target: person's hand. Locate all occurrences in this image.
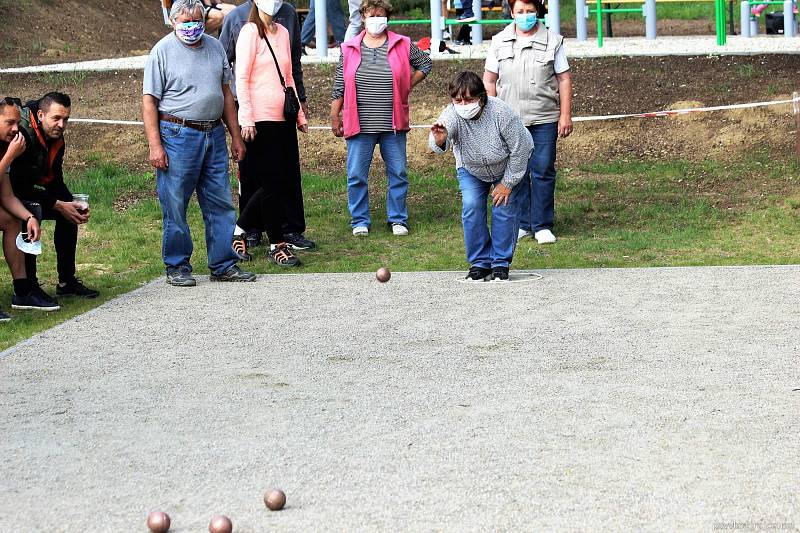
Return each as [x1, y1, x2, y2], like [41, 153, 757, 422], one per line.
[55, 200, 89, 225]
[430, 122, 448, 148]
[148, 144, 168, 170]
[558, 115, 573, 138]
[298, 124, 308, 134]
[241, 126, 256, 143]
[6, 132, 26, 160]
[491, 183, 512, 207]
[301, 102, 310, 120]
[331, 115, 344, 137]
[25, 216, 41, 242]
[230, 137, 246, 162]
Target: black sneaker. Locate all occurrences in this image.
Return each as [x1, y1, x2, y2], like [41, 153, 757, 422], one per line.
[12, 290, 61, 311]
[166, 267, 196, 287]
[268, 243, 301, 267]
[245, 231, 262, 250]
[491, 266, 510, 281]
[56, 278, 99, 298]
[283, 232, 316, 251]
[210, 265, 257, 282]
[0, 308, 10, 322]
[465, 266, 491, 281]
[232, 235, 252, 262]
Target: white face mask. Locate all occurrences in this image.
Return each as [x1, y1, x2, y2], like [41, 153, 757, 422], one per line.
[365, 16, 388, 36]
[256, 0, 283, 16]
[454, 101, 482, 120]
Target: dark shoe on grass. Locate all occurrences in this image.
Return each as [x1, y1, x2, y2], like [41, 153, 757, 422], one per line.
[269, 243, 301, 267]
[284, 232, 316, 251]
[0, 308, 11, 322]
[245, 231, 262, 250]
[232, 235, 252, 262]
[465, 266, 491, 281]
[12, 290, 60, 311]
[210, 265, 257, 282]
[166, 267, 196, 287]
[57, 278, 99, 298]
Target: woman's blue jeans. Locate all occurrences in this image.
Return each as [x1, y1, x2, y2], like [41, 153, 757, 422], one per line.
[156, 122, 238, 276]
[519, 121, 559, 233]
[345, 132, 409, 229]
[457, 167, 521, 268]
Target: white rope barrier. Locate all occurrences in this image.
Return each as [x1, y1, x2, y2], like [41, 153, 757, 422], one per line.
[69, 95, 800, 129]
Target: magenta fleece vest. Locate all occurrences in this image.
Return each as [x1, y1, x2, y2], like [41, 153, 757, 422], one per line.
[340, 31, 411, 139]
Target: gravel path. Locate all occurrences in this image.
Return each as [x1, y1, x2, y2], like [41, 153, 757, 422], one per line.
[2, 35, 799, 73]
[1, 266, 798, 532]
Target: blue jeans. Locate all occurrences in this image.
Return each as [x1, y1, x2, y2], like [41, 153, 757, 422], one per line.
[300, 0, 347, 44]
[519, 121, 558, 232]
[457, 167, 521, 268]
[345, 132, 408, 228]
[156, 122, 239, 276]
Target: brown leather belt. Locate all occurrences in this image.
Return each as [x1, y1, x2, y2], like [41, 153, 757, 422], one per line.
[159, 113, 221, 132]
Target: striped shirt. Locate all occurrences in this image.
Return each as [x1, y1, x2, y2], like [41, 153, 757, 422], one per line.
[332, 41, 432, 134]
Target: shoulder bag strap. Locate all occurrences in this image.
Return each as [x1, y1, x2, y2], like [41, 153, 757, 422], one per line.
[262, 30, 287, 89]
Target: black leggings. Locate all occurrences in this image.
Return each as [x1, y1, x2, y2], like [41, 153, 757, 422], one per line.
[237, 121, 305, 242]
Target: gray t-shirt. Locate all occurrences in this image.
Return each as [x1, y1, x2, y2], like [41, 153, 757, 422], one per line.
[143, 33, 232, 121]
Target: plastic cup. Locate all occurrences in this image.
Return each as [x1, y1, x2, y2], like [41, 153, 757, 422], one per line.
[73, 193, 89, 214]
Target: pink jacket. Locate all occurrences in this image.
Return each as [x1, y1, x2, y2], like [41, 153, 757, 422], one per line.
[340, 31, 411, 139]
[236, 22, 306, 127]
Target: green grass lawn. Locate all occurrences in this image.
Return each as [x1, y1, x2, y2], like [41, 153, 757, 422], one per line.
[1, 152, 798, 350]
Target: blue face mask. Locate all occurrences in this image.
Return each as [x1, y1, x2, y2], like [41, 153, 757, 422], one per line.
[515, 13, 538, 31]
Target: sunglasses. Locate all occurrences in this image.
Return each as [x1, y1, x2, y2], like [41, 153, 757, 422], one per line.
[2, 97, 22, 107]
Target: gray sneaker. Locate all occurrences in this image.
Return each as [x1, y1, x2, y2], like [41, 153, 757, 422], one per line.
[210, 265, 257, 282]
[166, 267, 196, 287]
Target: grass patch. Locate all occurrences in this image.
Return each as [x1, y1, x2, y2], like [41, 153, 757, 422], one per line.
[1, 154, 799, 350]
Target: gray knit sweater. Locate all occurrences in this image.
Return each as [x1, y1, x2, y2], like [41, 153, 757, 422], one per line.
[428, 96, 533, 189]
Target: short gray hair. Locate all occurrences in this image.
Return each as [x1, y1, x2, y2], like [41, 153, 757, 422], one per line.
[170, 0, 204, 22]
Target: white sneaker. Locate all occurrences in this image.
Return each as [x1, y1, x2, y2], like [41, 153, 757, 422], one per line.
[353, 226, 369, 236]
[391, 223, 409, 236]
[517, 228, 532, 242]
[534, 229, 557, 244]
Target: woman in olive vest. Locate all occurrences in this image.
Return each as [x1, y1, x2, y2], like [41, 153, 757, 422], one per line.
[483, 0, 572, 245]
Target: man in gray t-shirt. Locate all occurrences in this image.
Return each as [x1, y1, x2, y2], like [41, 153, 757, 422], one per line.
[142, 0, 254, 287]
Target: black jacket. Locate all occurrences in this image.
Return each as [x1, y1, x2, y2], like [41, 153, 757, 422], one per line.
[10, 99, 71, 209]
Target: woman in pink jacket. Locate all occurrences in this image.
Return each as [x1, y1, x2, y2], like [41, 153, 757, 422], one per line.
[233, 0, 308, 267]
[330, 0, 432, 237]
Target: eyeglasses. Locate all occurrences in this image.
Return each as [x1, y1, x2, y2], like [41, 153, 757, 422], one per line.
[1, 97, 22, 107]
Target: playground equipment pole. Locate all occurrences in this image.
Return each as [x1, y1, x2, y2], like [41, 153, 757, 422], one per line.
[549, 0, 561, 35]
[715, 0, 727, 45]
[315, 0, 327, 59]
[576, 0, 588, 40]
[784, 0, 796, 37]
[597, 0, 604, 46]
[644, 0, 657, 39]
[472, 0, 484, 44]
[740, 0, 751, 37]
[430, 0, 443, 52]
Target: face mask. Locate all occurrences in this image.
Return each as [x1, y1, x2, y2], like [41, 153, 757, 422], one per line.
[16, 233, 41, 255]
[514, 13, 538, 31]
[365, 17, 388, 36]
[256, 0, 283, 16]
[454, 101, 482, 120]
[175, 21, 205, 44]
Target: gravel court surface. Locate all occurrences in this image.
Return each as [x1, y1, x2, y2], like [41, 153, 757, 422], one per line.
[0, 265, 798, 532]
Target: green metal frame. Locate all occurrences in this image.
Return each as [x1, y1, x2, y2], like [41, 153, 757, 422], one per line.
[590, 0, 726, 47]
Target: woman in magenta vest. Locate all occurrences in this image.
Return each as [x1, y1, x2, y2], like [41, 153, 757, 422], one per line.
[330, 0, 432, 237]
